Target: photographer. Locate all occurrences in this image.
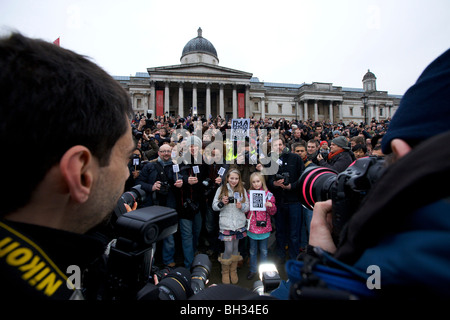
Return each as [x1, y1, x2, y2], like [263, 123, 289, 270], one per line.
[135, 144, 183, 268]
[308, 48, 450, 298]
[267, 137, 305, 264]
[178, 136, 208, 269]
[316, 136, 355, 173]
[0, 33, 134, 299]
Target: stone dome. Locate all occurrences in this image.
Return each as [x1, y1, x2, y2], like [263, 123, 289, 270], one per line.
[181, 28, 219, 64]
[363, 69, 377, 81]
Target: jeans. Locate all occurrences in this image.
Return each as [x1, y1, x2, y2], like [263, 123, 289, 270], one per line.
[162, 234, 175, 265]
[274, 202, 303, 260]
[248, 237, 269, 273]
[300, 208, 313, 249]
[179, 212, 202, 269]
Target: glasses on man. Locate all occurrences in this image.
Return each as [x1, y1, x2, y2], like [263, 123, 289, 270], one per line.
[159, 150, 172, 153]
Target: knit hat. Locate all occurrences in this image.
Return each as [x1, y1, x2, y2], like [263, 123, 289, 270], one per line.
[332, 136, 350, 150]
[320, 141, 328, 147]
[381, 48, 450, 154]
[185, 135, 202, 148]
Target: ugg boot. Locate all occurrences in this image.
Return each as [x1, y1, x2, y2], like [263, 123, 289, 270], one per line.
[218, 254, 232, 284]
[230, 254, 243, 284]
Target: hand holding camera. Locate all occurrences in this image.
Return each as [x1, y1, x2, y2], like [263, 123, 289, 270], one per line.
[152, 181, 161, 191]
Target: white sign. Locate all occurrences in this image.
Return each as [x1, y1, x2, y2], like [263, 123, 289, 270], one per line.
[231, 118, 250, 141]
[172, 164, 180, 173]
[250, 190, 266, 211]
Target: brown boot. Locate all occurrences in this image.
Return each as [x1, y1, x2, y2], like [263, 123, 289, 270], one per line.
[218, 254, 232, 284]
[230, 254, 243, 284]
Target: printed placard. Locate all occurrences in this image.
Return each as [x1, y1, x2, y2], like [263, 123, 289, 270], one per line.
[218, 167, 226, 176]
[250, 190, 266, 211]
[172, 164, 180, 173]
[230, 118, 250, 141]
[193, 165, 200, 174]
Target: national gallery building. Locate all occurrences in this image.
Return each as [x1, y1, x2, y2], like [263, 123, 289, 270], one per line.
[114, 28, 402, 123]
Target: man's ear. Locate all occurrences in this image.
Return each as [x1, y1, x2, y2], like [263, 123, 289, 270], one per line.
[391, 139, 412, 160]
[59, 146, 95, 203]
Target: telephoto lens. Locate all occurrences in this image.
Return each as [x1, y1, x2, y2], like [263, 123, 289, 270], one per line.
[157, 267, 193, 300]
[190, 254, 212, 294]
[298, 165, 338, 210]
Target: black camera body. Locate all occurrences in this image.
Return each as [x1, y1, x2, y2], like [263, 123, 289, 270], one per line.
[158, 181, 170, 195]
[183, 198, 199, 213]
[299, 156, 386, 244]
[228, 196, 235, 203]
[256, 220, 267, 228]
[275, 172, 290, 185]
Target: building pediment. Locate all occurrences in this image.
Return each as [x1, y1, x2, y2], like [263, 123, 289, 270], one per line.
[147, 62, 252, 81]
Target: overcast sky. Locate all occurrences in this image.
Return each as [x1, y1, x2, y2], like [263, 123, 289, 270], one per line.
[1, 0, 449, 95]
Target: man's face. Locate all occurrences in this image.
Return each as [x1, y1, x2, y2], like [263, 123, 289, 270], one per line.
[294, 146, 307, 159]
[83, 119, 134, 231]
[273, 139, 284, 154]
[307, 142, 317, 155]
[294, 129, 301, 138]
[159, 145, 172, 161]
[329, 142, 342, 154]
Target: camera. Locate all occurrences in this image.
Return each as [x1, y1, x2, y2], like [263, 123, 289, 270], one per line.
[256, 220, 267, 228]
[183, 198, 199, 213]
[146, 254, 212, 300]
[202, 178, 216, 197]
[275, 172, 290, 185]
[113, 184, 146, 217]
[158, 181, 170, 196]
[298, 156, 386, 244]
[228, 196, 235, 203]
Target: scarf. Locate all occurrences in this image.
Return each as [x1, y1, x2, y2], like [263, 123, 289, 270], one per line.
[328, 149, 345, 161]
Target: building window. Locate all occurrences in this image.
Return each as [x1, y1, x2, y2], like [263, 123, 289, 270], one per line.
[265, 104, 268, 114]
[254, 102, 259, 111]
[278, 104, 282, 113]
[379, 107, 383, 116]
[137, 98, 142, 109]
[292, 105, 296, 114]
[361, 107, 364, 116]
[349, 107, 353, 116]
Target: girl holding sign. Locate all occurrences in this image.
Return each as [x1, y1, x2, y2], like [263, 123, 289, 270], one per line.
[246, 172, 277, 280]
[212, 169, 249, 284]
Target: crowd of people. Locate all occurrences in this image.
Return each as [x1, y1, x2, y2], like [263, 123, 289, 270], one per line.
[3, 33, 448, 300]
[126, 112, 390, 284]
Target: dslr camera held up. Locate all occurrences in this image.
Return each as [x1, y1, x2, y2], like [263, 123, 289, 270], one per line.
[298, 156, 386, 244]
[275, 172, 290, 186]
[100, 185, 211, 300]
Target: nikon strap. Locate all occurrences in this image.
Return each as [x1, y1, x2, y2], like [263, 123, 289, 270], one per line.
[0, 221, 78, 299]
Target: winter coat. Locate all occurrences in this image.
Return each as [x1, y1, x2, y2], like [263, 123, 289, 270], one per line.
[318, 149, 355, 173]
[246, 189, 276, 235]
[212, 183, 249, 231]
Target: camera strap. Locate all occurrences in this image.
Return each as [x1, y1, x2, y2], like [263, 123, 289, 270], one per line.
[0, 221, 78, 299]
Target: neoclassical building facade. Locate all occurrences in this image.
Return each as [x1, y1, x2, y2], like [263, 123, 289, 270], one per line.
[114, 28, 402, 123]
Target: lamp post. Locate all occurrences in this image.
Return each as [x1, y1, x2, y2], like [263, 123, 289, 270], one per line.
[361, 95, 368, 126]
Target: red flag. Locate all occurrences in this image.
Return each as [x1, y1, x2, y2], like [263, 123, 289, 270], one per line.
[53, 37, 60, 46]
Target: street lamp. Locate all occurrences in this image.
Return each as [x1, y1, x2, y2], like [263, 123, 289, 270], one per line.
[361, 95, 368, 125]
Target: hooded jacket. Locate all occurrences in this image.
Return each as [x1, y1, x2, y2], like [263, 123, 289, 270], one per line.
[212, 183, 249, 231]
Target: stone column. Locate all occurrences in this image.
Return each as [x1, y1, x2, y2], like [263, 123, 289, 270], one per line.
[219, 83, 224, 118]
[178, 82, 184, 117]
[261, 97, 265, 120]
[164, 81, 170, 115]
[232, 85, 237, 119]
[149, 81, 156, 115]
[192, 82, 197, 115]
[304, 100, 308, 120]
[339, 102, 343, 121]
[329, 101, 333, 123]
[375, 104, 379, 121]
[314, 100, 319, 122]
[206, 82, 211, 118]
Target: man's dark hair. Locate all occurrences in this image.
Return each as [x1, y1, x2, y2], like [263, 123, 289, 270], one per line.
[0, 33, 133, 216]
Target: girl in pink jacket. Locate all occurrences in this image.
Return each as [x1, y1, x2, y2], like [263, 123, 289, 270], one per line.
[246, 172, 277, 280]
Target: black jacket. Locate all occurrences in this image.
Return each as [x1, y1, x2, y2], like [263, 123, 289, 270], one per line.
[267, 149, 305, 203]
[318, 150, 355, 173]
